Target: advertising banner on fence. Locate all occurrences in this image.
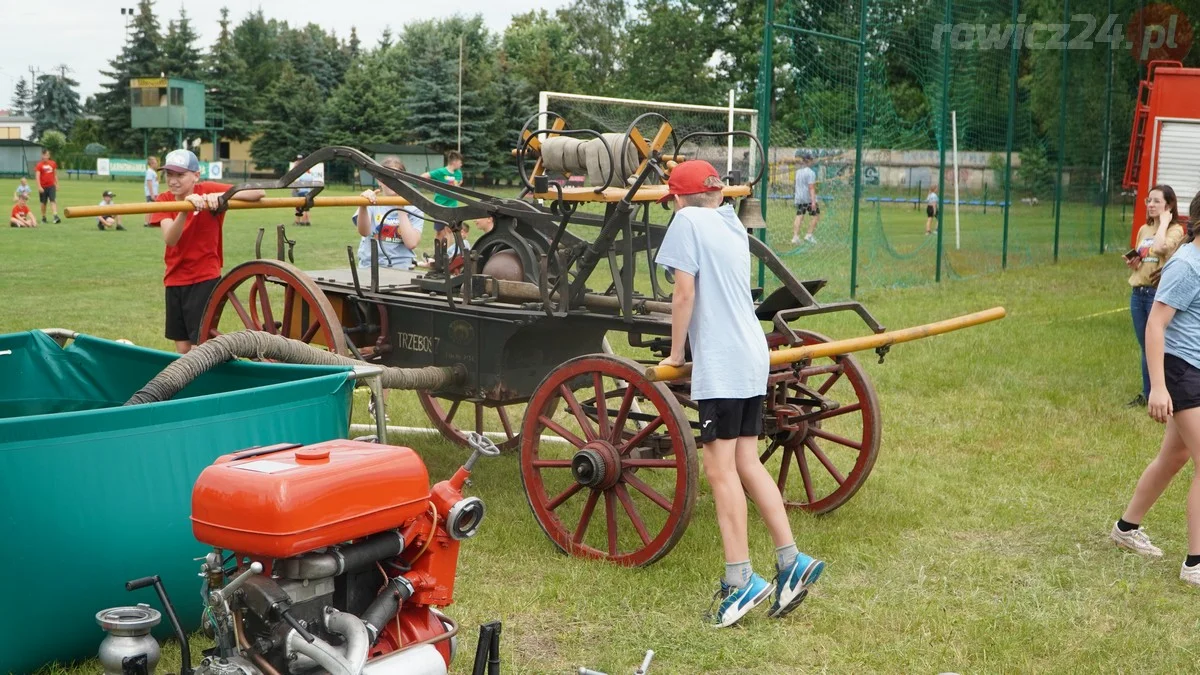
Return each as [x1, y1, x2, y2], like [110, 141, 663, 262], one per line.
[97, 157, 223, 180]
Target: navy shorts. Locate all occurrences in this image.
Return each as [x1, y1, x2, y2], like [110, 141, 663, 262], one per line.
[1165, 353, 1200, 413]
[165, 277, 220, 343]
[39, 186, 56, 204]
[698, 396, 764, 443]
[795, 202, 819, 216]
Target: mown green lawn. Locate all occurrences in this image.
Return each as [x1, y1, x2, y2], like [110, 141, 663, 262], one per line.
[8, 179, 1192, 674]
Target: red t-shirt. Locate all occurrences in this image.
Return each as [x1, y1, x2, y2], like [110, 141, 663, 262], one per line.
[11, 203, 30, 219]
[156, 182, 233, 287]
[34, 160, 57, 188]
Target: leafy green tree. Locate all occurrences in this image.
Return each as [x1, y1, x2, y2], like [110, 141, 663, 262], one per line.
[94, 0, 163, 153]
[40, 130, 67, 157]
[619, 0, 722, 104]
[503, 10, 584, 94]
[30, 68, 83, 139]
[161, 8, 202, 79]
[233, 9, 283, 113]
[322, 53, 407, 150]
[251, 65, 326, 173]
[558, 0, 626, 96]
[205, 8, 256, 141]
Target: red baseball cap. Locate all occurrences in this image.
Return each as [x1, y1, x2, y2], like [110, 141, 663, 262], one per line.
[658, 160, 724, 204]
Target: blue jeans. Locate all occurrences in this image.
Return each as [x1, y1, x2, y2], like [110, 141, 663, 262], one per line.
[1131, 285, 1157, 398]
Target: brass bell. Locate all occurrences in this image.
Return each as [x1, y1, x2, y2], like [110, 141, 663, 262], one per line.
[738, 197, 768, 233]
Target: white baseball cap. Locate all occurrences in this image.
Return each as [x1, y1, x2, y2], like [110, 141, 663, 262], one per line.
[163, 149, 200, 173]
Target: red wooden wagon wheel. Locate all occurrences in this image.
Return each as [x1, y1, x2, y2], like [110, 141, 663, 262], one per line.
[198, 259, 347, 355]
[520, 353, 697, 567]
[761, 329, 881, 514]
[417, 393, 524, 452]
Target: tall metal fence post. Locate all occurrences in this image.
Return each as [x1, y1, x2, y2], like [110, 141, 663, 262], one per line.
[1099, 0, 1114, 254]
[849, 0, 869, 298]
[936, 0, 952, 282]
[756, 0, 776, 290]
[1053, 0, 1069, 262]
[1002, 0, 1019, 270]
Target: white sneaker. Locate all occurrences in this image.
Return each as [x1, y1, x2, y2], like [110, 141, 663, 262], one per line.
[1110, 522, 1163, 558]
[791, 235, 801, 244]
[804, 234, 816, 244]
[1181, 562, 1200, 587]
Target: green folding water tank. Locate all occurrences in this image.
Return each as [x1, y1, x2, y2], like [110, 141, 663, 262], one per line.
[0, 331, 356, 673]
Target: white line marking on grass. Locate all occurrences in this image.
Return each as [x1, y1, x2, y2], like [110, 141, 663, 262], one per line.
[1070, 307, 1126, 321]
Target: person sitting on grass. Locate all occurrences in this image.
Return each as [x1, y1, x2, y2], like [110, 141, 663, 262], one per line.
[13, 177, 32, 203]
[656, 160, 824, 628]
[10, 192, 36, 228]
[96, 190, 126, 231]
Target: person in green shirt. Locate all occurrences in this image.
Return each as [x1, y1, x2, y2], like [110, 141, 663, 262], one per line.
[422, 150, 464, 243]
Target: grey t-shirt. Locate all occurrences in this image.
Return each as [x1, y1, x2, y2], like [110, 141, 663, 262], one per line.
[1156, 242, 1200, 370]
[655, 203, 769, 400]
[144, 168, 159, 198]
[354, 204, 425, 269]
[794, 166, 815, 204]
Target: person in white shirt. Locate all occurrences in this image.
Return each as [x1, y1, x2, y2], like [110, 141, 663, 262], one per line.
[144, 156, 160, 227]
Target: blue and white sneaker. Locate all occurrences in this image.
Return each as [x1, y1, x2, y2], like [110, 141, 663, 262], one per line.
[708, 573, 774, 628]
[768, 553, 824, 619]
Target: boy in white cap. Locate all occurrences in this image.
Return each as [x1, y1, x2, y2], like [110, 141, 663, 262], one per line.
[655, 160, 825, 628]
[96, 190, 125, 231]
[153, 149, 265, 353]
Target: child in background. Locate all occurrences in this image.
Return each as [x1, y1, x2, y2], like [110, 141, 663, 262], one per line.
[422, 151, 464, 244]
[10, 192, 35, 227]
[355, 157, 424, 270]
[97, 190, 126, 231]
[13, 178, 32, 202]
[925, 188, 939, 235]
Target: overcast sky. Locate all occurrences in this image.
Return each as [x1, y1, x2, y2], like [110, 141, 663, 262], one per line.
[0, 1, 571, 108]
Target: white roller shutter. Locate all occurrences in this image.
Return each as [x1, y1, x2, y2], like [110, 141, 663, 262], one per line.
[1155, 121, 1200, 202]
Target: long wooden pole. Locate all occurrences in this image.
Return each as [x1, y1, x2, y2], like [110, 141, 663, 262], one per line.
[64, 195, 414, 219]
[645, 306, 1007, 382]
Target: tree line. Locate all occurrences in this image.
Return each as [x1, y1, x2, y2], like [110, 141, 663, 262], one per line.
[11, 0, 1197, 188]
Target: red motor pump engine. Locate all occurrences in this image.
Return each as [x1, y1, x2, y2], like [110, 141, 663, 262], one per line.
[175, 435, 497, 675]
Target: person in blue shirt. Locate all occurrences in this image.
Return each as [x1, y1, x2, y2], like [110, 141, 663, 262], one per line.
[1112, 192, 1200, 588]
[353, 158, 424, 270]
[656, 160, 824, 627]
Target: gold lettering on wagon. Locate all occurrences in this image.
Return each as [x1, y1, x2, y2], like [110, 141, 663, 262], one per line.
[396, 332, 440, 354]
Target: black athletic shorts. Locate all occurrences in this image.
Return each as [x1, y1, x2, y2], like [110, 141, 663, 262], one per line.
[795, 202, 819, 216]
[39, 186, 56, 204]
[926, 204, 936, 217]
[1165, 353, 1200, 413]
[698, 396, 765, 443]
[165, 277, 220, 343]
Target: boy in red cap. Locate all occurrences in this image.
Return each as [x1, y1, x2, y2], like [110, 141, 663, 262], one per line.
[155, 149, 265, 353]
[655, 160, 824, 628]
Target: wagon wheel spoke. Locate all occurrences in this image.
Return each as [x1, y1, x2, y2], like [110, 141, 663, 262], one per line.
[549, 483, 585, 512]
[814, 402, 863, 421]
[617, 416, 664, 456]
[809, 426, 863, 451]
[805, 437, 846, 485]
[622, 459, 677, 468]
[760, 439, 781, 464]
[253, 275, 277, 334]
[474, 402, 484, 436]
[615, 484, 652, 546]
[817, 367, 844, 395]
[445, 400, 462, 426]
[560, 385, 598, 442]
[226, 290, 258, 330]
[593, 374, 610, 439]
[796, 443, 816, 503]
[609, 387, 637, 444]
[623, 473, 672, 512]
[280, 285, 295, 339]
[531, 459, 572, 468]
[539, 415, 588, 449]
[777, 444, 793, 494]
[299, 321, 321, 344]
[604, 489, 619, 556]
[572, 489, 600, 544]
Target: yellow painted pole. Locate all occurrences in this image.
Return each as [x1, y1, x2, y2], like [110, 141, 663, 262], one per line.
[645, 306, 1007, 382]
[64, 195, 413, 219]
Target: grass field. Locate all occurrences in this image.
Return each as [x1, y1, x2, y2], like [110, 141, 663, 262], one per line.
[10, 179, 1197, 673]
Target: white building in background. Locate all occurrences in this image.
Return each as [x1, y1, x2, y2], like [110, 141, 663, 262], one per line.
[0, 114, 34, 141]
